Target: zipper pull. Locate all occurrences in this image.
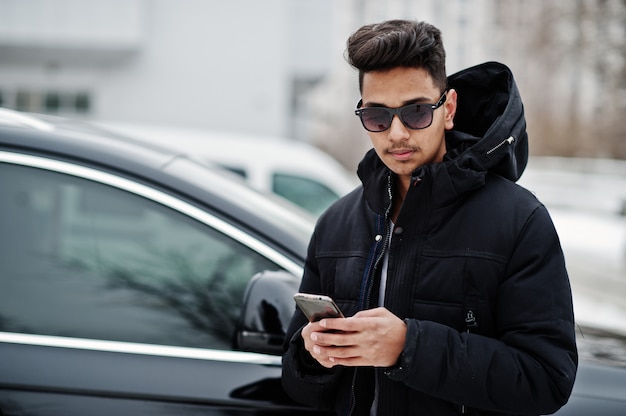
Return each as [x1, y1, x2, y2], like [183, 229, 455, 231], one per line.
[465, 310, 478, 332]
[486, 136, 515, 155]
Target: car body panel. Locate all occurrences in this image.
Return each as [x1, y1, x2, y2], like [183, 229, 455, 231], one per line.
[0, 337, 311, 415]
[556, 362, 626, 415]
[0, 111, 323, 414]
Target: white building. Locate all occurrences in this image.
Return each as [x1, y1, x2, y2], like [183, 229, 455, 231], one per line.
[0, 0, 500, 143]
[1, 0, 619, 161]
[0, 0, 334, 139]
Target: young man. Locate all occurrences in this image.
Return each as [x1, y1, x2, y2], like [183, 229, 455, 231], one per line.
[282, 19, 577, 415]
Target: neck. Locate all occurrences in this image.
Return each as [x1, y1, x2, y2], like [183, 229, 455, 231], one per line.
[391, 175, 410, 222]
[396, 174, 411, 197]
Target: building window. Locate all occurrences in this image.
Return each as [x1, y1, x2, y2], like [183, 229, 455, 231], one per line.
[45, 92, 61, 112]
[75, 92, 91, 113]
[2, 88, 92, 116]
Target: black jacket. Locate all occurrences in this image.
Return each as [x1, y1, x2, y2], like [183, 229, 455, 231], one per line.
[282, 62, 578, 415]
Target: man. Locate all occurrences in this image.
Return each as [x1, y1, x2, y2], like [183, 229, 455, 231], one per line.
[282, 19, 577, 415]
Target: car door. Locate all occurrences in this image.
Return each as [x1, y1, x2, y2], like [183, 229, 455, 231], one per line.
[0, 152, 324, 415]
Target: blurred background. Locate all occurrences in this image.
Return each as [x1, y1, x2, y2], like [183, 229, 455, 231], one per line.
[1, 0, 625, 168]
[1, 0, 625, 360]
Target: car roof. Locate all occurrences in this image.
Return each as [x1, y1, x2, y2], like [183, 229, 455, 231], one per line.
[0, 109, 315, 263]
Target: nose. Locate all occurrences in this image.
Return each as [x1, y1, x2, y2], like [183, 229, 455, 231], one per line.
[387, 114, 410, 141]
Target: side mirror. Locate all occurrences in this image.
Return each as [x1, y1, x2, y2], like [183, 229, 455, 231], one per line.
[235, 270, 299, 355]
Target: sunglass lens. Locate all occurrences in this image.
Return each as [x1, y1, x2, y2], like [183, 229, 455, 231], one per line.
[361, 108, 391, 132]
[401, 105, 432, 129]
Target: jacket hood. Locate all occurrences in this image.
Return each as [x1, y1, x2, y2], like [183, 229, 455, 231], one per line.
[445, 61, 528, 181]
[356, 62, 528, 212]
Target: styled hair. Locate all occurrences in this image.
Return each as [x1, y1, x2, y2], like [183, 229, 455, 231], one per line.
[346, 19, 447, 93]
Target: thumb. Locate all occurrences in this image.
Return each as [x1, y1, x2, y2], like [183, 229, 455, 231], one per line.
[353, 307, 388, 318]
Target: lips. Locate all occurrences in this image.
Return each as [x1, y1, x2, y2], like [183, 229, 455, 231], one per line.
[389, 148, 415, 160]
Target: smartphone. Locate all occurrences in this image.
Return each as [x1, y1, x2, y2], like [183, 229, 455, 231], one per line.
[293, 293, 345, 322]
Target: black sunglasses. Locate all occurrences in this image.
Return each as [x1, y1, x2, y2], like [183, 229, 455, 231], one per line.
[354, 90, 448, 132]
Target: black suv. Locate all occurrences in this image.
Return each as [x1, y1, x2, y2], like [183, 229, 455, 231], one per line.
[0, 109, 329, 415]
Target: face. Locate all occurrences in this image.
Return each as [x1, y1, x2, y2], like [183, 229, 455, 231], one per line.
[360, 67, 457, 184]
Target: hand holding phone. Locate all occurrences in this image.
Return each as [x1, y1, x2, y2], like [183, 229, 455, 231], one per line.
[293, 293, 344, 322]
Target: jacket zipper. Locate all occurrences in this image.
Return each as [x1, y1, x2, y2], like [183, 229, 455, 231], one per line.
[366, 174, 394, 307]
[348, 174, 394, 416]
[486, 136, 515, 155]
[459, 310, 479, 414]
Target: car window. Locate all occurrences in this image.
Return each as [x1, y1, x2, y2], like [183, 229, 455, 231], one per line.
[272, 173, 340, 216]
[0, 162, 283, 350]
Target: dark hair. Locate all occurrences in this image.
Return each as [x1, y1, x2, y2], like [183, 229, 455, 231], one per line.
[346, 19, 447, 93]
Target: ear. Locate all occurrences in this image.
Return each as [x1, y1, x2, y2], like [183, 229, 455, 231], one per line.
[443, 88, 457, 131]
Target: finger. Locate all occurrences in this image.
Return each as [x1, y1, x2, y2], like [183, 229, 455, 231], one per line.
[318, 317, 348, 330]
[305, 321, 326, 332]
[319, 317, 365, 333]
[325, 347, 373, 367]
[316, 344, 360, 360]
[329, 355, 368, 366]
[310, 344, 351, 368]
[311, 329, 356, 347]
[301, 321, 325, 339]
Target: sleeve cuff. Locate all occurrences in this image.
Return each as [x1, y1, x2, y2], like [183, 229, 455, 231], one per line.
[384, 318, 418, 380]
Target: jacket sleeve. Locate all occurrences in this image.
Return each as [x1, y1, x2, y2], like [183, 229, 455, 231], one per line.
[281, 230, 345, 409]
[386, 205, 578, 414]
